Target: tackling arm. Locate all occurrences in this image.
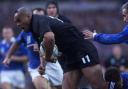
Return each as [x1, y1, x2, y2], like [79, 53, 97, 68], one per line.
[94, 25, 128, 44]
[43, 32, 55, 61]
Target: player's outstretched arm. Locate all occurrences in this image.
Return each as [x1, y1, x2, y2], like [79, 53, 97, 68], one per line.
[3, 42, 20, 65]
[94, 26, 128, 44]
[94, 33, 126, 44]
[83, 25, 128, 44]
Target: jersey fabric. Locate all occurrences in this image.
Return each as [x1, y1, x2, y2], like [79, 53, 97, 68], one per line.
[0, 51, 3, 72]
[0, 37, 26, 71]
[108, 72, 128, 89]
[26, 15, 99, 72]
[94, 25, 128, 44]
[108, 82, 116, 89]
[58, 14, 71, 23]
[121, 72, 128, 89]
[16, 31, 40, 69]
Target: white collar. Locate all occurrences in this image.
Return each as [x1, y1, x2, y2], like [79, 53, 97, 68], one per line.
[2, 37, 15, 44]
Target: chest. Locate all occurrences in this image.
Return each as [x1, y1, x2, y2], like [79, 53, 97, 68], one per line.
[0, 43, 11, 54]
[23, 32, 37, 45]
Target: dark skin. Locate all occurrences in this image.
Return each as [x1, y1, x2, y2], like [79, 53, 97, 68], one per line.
[3, 8, 55, 69]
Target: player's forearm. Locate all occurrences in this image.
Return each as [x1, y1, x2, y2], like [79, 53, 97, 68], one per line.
[94, 34, 124, 44]
[44, 39, 55, 59]
[6, 42, 19, 59]
[43, 32, 55, 60]
[10, 55, 28, 62]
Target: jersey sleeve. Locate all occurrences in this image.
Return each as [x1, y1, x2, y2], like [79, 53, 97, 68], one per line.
[16, 31, 24, 44]
[94, 25, 128, 44]
[38, 17, 52, 36]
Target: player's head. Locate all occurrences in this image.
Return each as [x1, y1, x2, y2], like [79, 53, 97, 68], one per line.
[2, 26, 14, 41]
[122, 2, 128, 22]
[46, 0, 59, 17]
[32, 8, 46, 15]
[105, 67, 121, 82]
[112, 45, 122, 60]
[14, 7, 32, 30]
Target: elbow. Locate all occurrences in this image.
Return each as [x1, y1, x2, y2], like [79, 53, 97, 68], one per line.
[43, 32, 55, 44]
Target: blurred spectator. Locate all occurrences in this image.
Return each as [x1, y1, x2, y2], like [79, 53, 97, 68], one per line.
[0, 26, 28, 89]
[119, 57, 128, 72]
[105, 45, 127, 68]
[105, 67, 128, 89]
[45, 0, 71, 23]
[105, 67, 122, 89]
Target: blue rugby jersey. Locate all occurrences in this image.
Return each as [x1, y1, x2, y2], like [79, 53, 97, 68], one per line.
[0, 37, 27, 71]
[94, 25, 128, 44]
[16, 31, 40, 69]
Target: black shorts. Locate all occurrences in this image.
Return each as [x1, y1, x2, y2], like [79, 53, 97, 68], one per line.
[59, 49, 99, 73]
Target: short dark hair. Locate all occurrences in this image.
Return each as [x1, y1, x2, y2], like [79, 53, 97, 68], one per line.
[32, 8, 46, 14]
[105, 67, 120, 82]
[122, 2, 128, 11]
[15, 7, 32, 17]
[2, 26, 13, 30]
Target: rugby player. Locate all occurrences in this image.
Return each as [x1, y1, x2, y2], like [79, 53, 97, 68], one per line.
[46, 0, 71, 23]
[0, 26, 27, 89]
[4, 7, 107, 89]
[105, 66, 128, 89]
[83, 2, 128, 44]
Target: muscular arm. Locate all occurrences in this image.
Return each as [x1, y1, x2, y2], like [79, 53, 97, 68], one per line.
[43, 32, 55, 60]
[94, 25, 128, 44]
[38, 16, 55, 61]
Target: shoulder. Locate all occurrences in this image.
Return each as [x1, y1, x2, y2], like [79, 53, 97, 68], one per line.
[58, 14, 71, 23]
[32, 15, 49, 21]
[58, 15, 68, 20]
[33, 15, 52, 25]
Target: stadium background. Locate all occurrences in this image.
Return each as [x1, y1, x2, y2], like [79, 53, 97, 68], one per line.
[0, 0, 128, 89]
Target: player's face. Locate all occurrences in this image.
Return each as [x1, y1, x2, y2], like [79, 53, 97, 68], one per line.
[47, 4, 58, 17]
[33, 10, 45, 15]
[14, 13, 30, 30]
[112, 46, 121, 59]
[2, 28, 14, 40]
[122, 9, 128, 22]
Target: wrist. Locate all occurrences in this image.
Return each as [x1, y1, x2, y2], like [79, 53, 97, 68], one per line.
[93, 32, 97, 38]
